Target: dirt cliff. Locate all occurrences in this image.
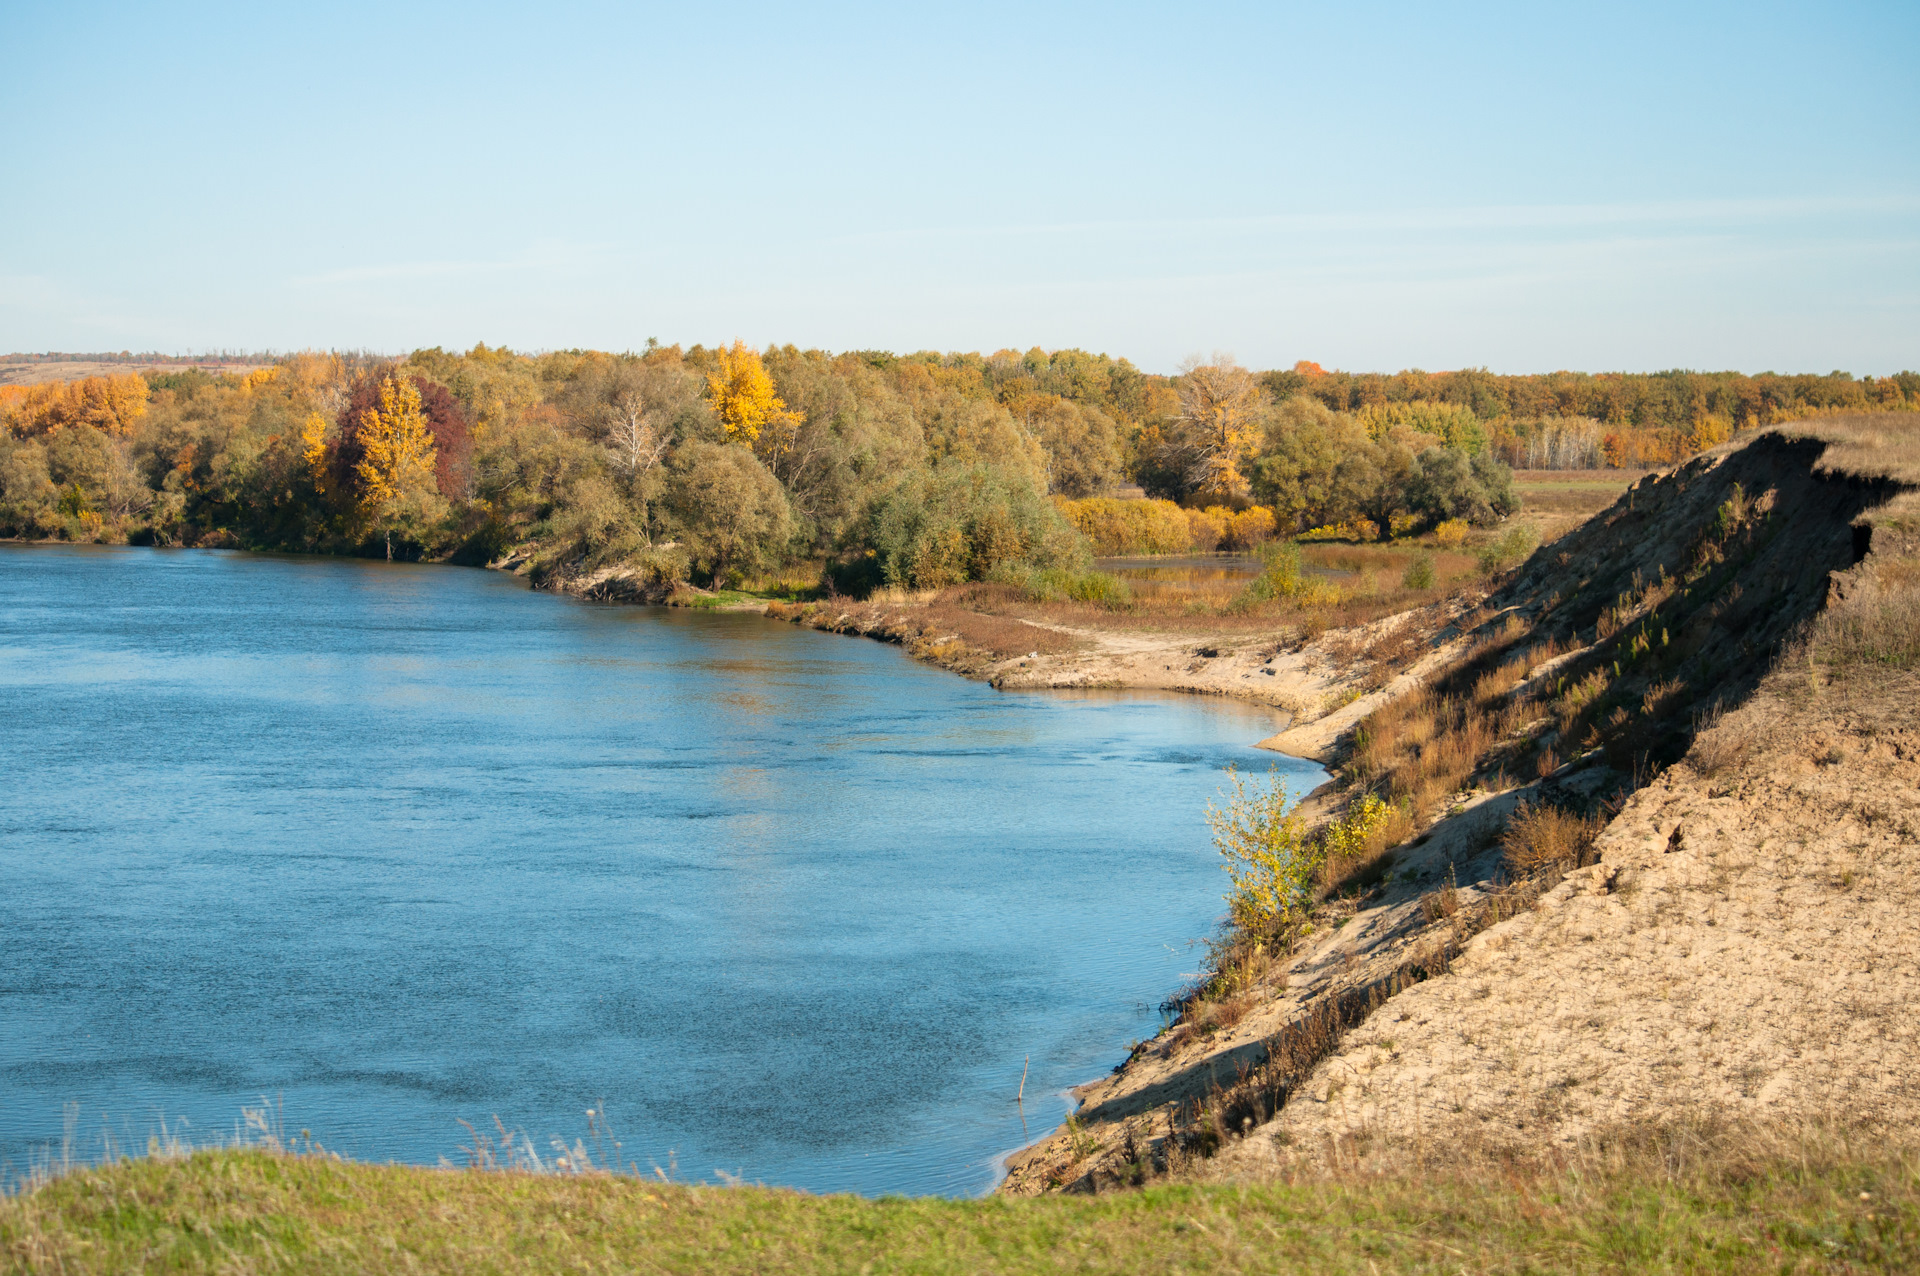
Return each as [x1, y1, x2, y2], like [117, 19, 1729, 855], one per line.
[1001, 416, 1920, 1194]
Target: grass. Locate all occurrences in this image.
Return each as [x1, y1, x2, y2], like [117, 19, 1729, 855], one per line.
[1501, 801, 1602, 874]
[4, 1135, 1915, 1275]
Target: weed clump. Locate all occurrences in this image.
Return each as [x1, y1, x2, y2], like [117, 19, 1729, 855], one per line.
[1501, 802, 1601, 875]
[1477, 524, 1539, 576]
[1016, 566, 1133, 608]
[1235, 542, 1342, 609]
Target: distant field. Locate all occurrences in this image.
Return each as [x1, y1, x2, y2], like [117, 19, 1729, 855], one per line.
[0, 360, 271, 387]
[1513, 467, 1649, 518]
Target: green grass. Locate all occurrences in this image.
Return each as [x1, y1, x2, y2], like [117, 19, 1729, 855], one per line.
[4, 1147, 1915, 1274]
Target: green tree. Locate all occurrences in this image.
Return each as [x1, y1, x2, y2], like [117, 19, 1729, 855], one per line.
[861, 462, 1084, 590]
[663, 440, 794, 583]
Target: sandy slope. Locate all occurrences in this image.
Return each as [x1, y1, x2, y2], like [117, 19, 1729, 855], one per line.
[1208, 674, 1920, 1174]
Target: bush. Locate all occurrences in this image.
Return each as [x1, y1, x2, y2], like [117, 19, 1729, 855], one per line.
[1186, 506, 1231, 552]
[1402, 553, 1436, 590]
[1433, 518, 1469, 547]
[863, 463, 1084, 590]
[1236, 541, 1343, 608]
[1209, 768, 1321, 939]
[1501, 802, 1600, 875]
[1055, 496, 1192, 555]
[1227, 506, 1277, 550]
[1478, 523, 1539, 575]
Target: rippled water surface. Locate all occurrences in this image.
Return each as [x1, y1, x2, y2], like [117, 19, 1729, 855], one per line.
[0, 546, 1322, 1195]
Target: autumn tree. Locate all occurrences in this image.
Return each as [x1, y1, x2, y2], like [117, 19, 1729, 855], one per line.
[706, 340, 802, 450]
[353, 375, 442, 559]
[1148, 356, 1266, 503]
[0, 374, 150, 438]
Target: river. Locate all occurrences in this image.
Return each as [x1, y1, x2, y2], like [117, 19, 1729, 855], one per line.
[0, 545, 1323, 1196]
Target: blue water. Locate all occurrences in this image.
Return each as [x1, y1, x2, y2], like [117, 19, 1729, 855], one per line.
[0, 545, 1322, 1196]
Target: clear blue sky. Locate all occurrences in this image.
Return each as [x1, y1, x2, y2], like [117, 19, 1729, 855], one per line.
[3, 0, 1915, 373]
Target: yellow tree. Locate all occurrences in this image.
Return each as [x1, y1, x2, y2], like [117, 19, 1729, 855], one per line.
[300, 412, 331, 495]
[354, 375, 439, 559]
[1175, 356, 1265, 501]
[705, 340, 802, 452]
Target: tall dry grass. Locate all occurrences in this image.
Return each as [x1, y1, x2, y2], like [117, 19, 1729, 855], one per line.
[1501, 802, 1602, 875]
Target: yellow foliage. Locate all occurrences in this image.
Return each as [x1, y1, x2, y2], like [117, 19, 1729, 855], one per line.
[1209, 768, 1320, 938]
[1688, 414, 1734, 453]
[241, 368, 280, 392]
[354, 376, 437, 511]
[1228, 506, 1277, 549]
[1300, 518, 1380, 543]
[0, 374, 149, 438]
[1187, 506, 1232, 551]
[1056, 496, 1192, 555]
[1176, 361, 1263, 500]
[300, 412, 331, 494]
[1433, 518, 1469, 547]
[706, 340, 801, 448]
[1321, 793, 1395, 862]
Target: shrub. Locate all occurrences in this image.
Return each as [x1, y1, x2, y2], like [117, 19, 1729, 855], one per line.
[1477, 523, 1539, 575]
[1317, 793, 1414, 895]
[1402, 553, 1435, 590]
[1187, 506, 1231, 552]
[1209, 768, 1321, 940]
[1501, 802, 1600, 875]
[1227, 506, 1277, 550]
[1433, 518, 1469, 547]
[1236, 541, 1343, 608]
[1055, 496, 1192, 555]
[863, 463, 1084, 589]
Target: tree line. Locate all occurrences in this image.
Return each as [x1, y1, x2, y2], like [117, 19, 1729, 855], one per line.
[1, 345, 1913, 591]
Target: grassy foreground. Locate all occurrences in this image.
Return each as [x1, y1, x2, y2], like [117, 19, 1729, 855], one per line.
[3, 1146, 1915, 1274]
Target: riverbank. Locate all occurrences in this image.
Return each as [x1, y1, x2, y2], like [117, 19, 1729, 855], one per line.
[992, 417, 1920, 1198]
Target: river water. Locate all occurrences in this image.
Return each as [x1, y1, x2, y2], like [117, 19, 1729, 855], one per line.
[0, 545, 1322, 1196]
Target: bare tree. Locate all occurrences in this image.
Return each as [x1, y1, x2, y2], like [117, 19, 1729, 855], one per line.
[603, 392, 669, 483]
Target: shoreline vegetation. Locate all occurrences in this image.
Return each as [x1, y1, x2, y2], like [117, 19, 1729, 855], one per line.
[5, 340, 1919, 1269]
[5, 1126, 1914, 1273]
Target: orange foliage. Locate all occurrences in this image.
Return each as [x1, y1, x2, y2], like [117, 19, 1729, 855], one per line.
[0, 374, 150, 438]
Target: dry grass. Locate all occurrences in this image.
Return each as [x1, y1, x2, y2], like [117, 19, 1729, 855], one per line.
[1815, 561, 1920, 673]
[1777, 411, 1920, 486]
[1684, 702, 1751, 778]
[1348, 689, 1515, 821]
[1501, 802, 1602, 875]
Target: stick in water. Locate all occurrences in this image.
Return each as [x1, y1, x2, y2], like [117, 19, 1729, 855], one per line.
[1018, 1055, 1029, 1105]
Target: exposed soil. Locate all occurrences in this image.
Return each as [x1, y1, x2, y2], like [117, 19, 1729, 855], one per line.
[1207, 677, 1920, 1177]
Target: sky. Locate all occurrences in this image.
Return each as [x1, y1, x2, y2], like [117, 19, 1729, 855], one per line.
[2, 0, 1916, 374]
